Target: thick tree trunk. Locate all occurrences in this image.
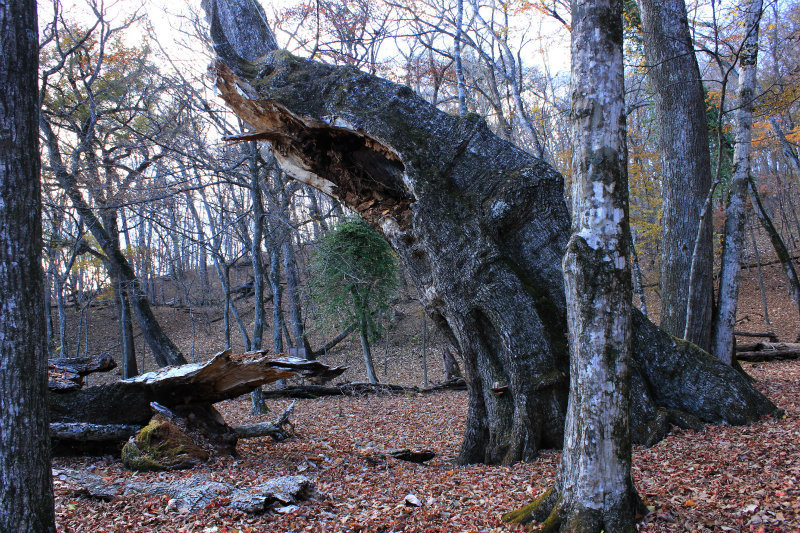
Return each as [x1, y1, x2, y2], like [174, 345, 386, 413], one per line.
[638, 0, 714, 351]
[201, 0, 780, 465]
[0, 1, 56, 529]
[505, 1, 640, 527]
[711, 0, 763, 364]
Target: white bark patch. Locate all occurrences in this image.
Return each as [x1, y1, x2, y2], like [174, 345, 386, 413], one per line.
[379, 216, 403, 240]
[576, 181, 625, 265]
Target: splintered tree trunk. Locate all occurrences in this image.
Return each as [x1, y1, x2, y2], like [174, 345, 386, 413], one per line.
[201, 0, 779, 465]
[0, 0, 56, 529]
[505, 0, 639, 529]
[711, 0, 762, 364]
[638, 0, 714, 351]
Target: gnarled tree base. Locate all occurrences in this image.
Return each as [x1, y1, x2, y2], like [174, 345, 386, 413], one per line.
[504, 484, 644, 533]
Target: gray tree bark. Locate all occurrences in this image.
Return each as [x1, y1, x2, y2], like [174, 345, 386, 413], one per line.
[201, 0, 780, 465]
[505, 0, 639, 527]
[711, 0, 763, 364]
[638, 0, 714, 350]
[0, 0, 56, 529]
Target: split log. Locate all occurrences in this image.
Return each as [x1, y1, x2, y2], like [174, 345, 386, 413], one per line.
[49, 354, 117, 391]
[49, 350, 344, 455]
[736, 342, 800, 362]
[50, 349, 346, 425]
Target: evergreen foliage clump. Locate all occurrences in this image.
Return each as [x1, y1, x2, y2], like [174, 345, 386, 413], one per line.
[308, 218, 398, 342]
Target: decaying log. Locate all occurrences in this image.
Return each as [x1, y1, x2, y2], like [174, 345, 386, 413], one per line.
[50, 350, 344, 455]
[49, 354, 117, 391]
[357, 444, 437, 465]
[260, 379, 467, 400]
[122, 411, 212, 471]
[50, 350, 345, 426]
[50, 423, 139, 442]
[231, 476, 319, 514]
[234, 401, 296, 440]
[735, 330, 778, 342]
[53, 468, 320, 514]
[736, 342, 800, 362]
[388, 449, 436, 463]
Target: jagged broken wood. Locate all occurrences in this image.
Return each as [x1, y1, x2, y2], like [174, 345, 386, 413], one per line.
[49, 350, 345, 454]
[48, 353, 117, 391]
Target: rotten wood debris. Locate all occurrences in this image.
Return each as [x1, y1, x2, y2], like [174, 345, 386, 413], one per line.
[736, 341, 800, 362]
[53, 468, 321, 514]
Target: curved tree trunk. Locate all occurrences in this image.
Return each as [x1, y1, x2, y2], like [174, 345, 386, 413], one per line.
[201, 0, 780, 465]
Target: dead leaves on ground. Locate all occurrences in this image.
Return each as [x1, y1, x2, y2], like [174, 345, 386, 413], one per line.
[55, 360, 800, 532]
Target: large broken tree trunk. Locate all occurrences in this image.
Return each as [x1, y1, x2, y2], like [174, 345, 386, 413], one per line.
[49, 350, 344, 454]
[201, 0, 780, 465]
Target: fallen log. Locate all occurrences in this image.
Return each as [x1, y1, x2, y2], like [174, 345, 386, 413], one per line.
[234, 401, 296, 440]
[734, 331, 778, 343]
[50, 349, 345, 425]
[260, 379, 466, 399]
[49, 353, 117, 391]
[49, 350, 345, 455]
[50, 422, 139, 441]
[737, 342, 800, 362]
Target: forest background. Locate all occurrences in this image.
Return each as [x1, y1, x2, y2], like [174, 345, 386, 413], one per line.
[12, 0, 800, 529]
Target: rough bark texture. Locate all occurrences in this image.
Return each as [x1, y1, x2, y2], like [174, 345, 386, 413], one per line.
[202, 0, 779, 465]
[0, 1, 56, 530]
[48, 354, 117, 391]
[711, 0, 762, 364]
[638, 0, 714, 350]
[506, 0, 640, 527]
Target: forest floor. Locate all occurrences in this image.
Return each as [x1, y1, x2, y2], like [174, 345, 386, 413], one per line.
[54, 358, 800, 532]
[52, 253, 800, 532]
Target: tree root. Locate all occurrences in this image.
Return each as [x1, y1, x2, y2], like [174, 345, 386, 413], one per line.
[503, 486, 562, 530]
[503, 485, 645, 532]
